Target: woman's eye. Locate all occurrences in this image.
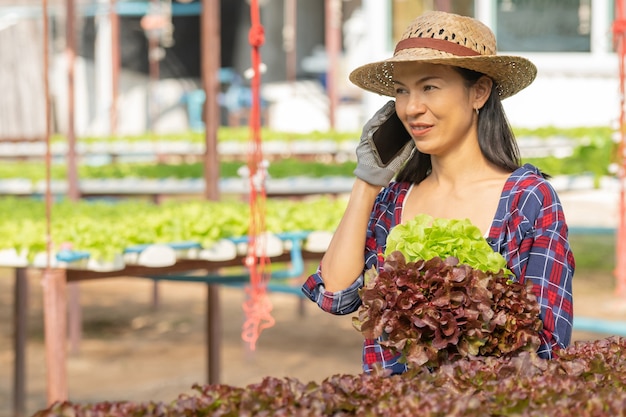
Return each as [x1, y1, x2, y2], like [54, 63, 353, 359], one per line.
[396, 88, 407, 96]
[423, 85, 436, 91]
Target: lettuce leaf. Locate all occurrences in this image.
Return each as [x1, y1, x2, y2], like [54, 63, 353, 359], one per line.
[385, 214, 509, 274]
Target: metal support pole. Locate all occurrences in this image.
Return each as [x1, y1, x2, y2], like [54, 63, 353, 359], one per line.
[615, 0, 626, 298]
[207, 283, 221, 383]
[68, 283, 82, 354]
[13, 268, 28, 417]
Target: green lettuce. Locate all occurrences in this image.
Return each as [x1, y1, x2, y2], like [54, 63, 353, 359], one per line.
[385, 214, 509, 274]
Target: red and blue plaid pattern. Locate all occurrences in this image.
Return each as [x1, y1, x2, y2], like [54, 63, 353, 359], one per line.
[302, 164, 574, 374]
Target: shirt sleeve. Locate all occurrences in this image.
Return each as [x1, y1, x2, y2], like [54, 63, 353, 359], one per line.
[509, 179, 575, 358]
[301, 184, 402, 315]
[300, 266, 364, 315]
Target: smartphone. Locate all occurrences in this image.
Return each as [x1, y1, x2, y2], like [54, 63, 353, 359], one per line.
[372, 110, 413, 166]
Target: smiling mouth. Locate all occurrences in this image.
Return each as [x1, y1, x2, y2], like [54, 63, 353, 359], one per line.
[409, 124, 433, 135]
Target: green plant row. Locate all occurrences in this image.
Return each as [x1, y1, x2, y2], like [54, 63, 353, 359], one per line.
[45, 125, 613, 144]
[4, 126, 617, 182]
[50, 127, 362, 144]
[0, 135, 618, 182]
[1, 196, 614, 270]
[523, 127, 618, 182]
[0, 159, 358, 182]
[0, 196, 347, 261]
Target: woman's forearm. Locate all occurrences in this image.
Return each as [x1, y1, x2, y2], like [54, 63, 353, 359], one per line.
[320, 178, 381, 292]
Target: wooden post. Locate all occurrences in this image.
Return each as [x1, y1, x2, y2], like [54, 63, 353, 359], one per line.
[65, 0, 83, 356]
[201, 0, 222, 384]
[110, 0, 120, 135]
[201, 0, 221, 201]
[324, 0, 341, 130]
[66, 0, 79, 201]
[147, 0, 161, 134]
[284, 0, 297, 83]
[43, 269, 68, 404]
[42, 0, 68, 405]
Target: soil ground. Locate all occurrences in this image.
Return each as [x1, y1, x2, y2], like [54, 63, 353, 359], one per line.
[2, 265, 626, 417]
[0, 266, 366, 416]
[2, 189, 626, 416]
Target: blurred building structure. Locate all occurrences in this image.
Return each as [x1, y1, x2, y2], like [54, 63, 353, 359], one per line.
[359, 0, 618, 131]
[0, 0, 619, 138]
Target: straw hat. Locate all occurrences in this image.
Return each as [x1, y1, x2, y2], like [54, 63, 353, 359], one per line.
[349, 11, 537, 100]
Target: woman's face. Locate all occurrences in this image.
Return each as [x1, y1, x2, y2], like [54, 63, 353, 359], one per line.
[392, 62, 482, 157]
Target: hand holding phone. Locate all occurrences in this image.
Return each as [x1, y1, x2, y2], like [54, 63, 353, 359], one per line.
[371, 109, 413, 166]
[354, 101, 415, 186]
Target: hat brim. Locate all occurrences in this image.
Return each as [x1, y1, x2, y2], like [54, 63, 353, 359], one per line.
[349, 49, 537, 100]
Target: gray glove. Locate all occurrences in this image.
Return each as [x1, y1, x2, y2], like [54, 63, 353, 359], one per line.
[353, 100, 415, 187]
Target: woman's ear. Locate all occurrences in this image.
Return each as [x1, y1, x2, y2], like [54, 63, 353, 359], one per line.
[473, 75, 493, 109]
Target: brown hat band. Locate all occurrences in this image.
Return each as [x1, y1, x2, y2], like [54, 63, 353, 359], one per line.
[394, 37, 480, 57]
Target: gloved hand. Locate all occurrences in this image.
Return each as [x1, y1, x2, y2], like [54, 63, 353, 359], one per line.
[353, 100, 415, 187]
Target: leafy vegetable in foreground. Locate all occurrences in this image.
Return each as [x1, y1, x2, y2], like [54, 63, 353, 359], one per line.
[358, 215, 540, 370]
[353, 251, 543, 370]
[34, 337, 626, 417]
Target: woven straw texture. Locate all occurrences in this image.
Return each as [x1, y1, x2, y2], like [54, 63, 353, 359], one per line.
[349, 11, 537, 99]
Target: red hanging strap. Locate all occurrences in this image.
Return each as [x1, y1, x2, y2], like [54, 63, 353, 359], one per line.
[241, 0, 274, 350]
[614, 0, 626, 298]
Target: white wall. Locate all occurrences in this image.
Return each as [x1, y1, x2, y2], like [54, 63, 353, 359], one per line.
[504, 73, 619, 129]
[503, 54, 619, 129]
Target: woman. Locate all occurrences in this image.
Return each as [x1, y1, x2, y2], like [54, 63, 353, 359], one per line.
[301, 10, 574, 375]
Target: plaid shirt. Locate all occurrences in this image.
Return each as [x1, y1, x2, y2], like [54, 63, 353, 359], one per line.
[301, 164, 575, 375]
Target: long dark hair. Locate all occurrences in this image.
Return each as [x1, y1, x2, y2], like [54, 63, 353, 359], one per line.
[395, 67, 521, 184]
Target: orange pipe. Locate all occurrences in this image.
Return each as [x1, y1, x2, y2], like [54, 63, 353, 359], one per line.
[615, 0, 626, 298]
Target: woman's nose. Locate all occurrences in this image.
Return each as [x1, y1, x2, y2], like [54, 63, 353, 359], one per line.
[404, 94, 426, 118]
